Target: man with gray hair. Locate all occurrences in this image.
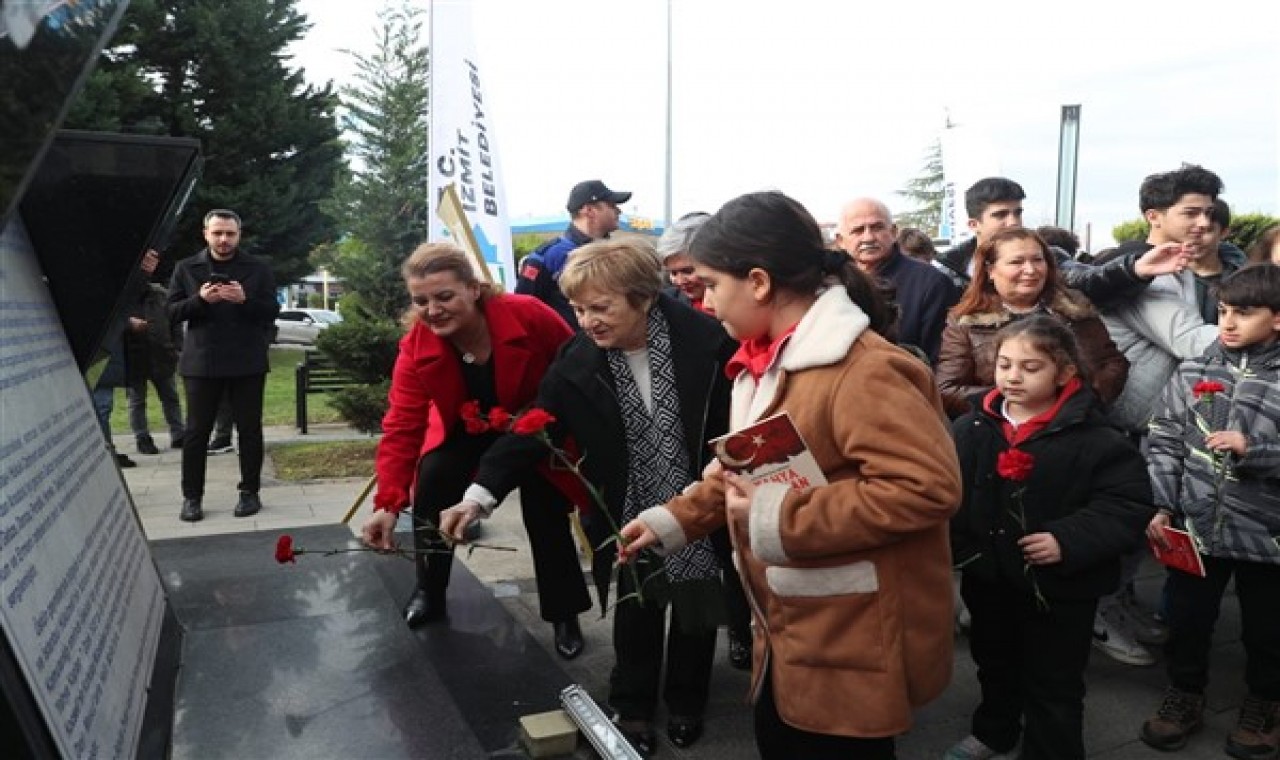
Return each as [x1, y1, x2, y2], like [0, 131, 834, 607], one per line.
[836, 197, 957, 362]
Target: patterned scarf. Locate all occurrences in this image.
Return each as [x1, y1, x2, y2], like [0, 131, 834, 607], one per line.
[606, 306, 720, 583]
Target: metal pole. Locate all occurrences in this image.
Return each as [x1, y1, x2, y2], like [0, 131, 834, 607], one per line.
[1055, 105, 1082, 230]
[663, 0, 673, 228]
[427, 0, 435, 227]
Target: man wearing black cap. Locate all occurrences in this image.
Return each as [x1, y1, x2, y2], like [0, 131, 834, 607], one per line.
[516, 179, 631, 325]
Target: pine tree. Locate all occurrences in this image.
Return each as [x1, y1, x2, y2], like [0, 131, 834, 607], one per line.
[65, 0, 343, 285]
[324, 1, 430, 321]
[896, 140, 944, 234]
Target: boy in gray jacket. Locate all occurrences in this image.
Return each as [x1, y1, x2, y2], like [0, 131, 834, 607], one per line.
[1141, 264, 1280, 758]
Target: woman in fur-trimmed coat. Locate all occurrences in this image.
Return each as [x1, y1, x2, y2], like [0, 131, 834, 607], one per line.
[935, 228, 1129, 418]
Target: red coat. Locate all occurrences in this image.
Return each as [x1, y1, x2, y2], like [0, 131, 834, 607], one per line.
[373, 294, 573, 512]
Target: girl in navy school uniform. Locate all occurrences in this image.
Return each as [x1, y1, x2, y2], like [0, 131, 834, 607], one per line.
[946, 315, 1154, 760]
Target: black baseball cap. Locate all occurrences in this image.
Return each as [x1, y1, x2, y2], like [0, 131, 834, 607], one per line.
[566, 180, 632, 213]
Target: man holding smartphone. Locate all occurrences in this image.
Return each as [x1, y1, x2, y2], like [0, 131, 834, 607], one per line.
[167, 209, 279, 522]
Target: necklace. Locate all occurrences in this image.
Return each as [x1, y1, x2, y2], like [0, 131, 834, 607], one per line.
[461, 351, 477, 364]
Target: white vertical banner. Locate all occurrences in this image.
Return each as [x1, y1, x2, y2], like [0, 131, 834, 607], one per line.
[938, 119, 1002, 246]
[428, 0, 514, 288]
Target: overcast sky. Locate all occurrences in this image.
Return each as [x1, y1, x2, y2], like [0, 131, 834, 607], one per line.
[290, 0, 1279, 248]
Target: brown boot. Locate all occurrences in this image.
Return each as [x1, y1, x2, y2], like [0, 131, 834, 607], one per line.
[1226, 695, 1280, 760]
[1141, 687, 1205, 751]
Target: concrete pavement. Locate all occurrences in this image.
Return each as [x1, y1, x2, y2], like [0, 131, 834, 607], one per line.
[119, 425, 1252, 759]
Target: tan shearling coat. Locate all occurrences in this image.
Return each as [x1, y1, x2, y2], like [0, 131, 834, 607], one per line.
[638, 286, 961, 739]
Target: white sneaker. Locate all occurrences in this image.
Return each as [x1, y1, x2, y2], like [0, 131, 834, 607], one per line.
[942, 735, 1017, 760]
[1119, 588, 1169, 645]
[956, 598, 972, 636]
[1093, 600, 1156, 666]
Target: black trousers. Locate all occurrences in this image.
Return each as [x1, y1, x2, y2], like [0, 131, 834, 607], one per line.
[608, 559, 718, 721]
[961, 573, 1097, 760]
[754, 666, 896, 759]
[1165, 555, 1280, 699]
[181, 374, 266, 498]
[709, 525, 752, 640]
[411, 433, 590, 623]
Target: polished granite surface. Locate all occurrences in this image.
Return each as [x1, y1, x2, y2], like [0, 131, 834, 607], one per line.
[151, 525, 573, 759]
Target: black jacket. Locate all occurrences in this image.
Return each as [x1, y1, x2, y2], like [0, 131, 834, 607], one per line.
[876, 246, 958, 363]
[473, 293, 736, 592]
[124, 283, 181, 381]
[950, 388, 1154, 601]
[167, 249, 279, 377]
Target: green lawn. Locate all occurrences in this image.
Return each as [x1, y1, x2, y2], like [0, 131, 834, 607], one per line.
[270, 440, 378, 480]
[107, 347, 346, 435]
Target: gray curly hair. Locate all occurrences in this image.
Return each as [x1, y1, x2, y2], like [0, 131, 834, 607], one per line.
[655, 211, 711, 261]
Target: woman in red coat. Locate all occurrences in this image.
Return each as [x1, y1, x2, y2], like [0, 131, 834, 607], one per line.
[361, 243, 590, 655]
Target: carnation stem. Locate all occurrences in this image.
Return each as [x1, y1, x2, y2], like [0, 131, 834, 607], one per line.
[544, 437, 648, 608]
[408, 512, 516, 553]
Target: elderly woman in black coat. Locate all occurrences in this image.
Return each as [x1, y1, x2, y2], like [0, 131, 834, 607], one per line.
[440, 238, 737, 755]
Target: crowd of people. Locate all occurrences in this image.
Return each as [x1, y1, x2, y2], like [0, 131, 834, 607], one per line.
[351, 169, 1278, 759]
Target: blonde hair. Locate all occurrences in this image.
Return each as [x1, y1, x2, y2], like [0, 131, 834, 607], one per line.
[400, 242, 497, 325]
[559, 238, 663, 308]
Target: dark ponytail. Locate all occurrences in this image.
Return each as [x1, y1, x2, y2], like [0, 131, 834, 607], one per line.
[688, 191, 894, 336]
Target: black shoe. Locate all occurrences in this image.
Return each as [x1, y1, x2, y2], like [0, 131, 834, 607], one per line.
[171, 436, 184, 450]
[667, 715, 704, 749]
[553, 617, 584, 660]
[403, 589, 445, 628]
[234, 491, 261, 518]
[207, 436, 234, 454]
[137, 437, 160, 455]
[613, 718, 656, 757]
[180, 498, 203, 522]
[728, 629, 752, 670]
[116, 453, 137, 468]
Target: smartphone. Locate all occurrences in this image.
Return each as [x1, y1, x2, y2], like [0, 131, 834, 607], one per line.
[207, 273, 232, 285]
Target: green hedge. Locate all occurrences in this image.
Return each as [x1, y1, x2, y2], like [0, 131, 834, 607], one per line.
[1112, 212, 1279, 251]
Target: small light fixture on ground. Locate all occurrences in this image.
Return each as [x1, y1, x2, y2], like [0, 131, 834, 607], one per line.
[559, 684, 645, 759]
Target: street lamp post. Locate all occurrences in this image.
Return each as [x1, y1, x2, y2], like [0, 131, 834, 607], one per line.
[1055, 105, 1082, 231]
[663, 0, 673, 229]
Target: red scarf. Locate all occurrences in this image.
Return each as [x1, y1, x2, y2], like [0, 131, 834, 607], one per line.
[982, 376, 1083, 447]
[726, 324, 798, 381]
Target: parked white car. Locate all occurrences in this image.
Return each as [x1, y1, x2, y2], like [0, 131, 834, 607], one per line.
[274, 308, 342, 345]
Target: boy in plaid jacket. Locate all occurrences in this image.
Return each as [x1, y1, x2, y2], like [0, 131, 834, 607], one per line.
[1141, 264, 1280, 758]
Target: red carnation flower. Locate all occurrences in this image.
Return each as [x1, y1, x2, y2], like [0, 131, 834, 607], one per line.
[488, 407, 512, 431]
[463, 417, 490, 434]
[1192, 380, 1225, 399]
[460, 400, 483, 422]
[996, 448, 1035, 482]
[512, 408, 556, 435]
[275, 535, 297, 564]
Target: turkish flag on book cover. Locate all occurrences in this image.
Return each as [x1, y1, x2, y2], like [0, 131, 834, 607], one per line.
[708, 412, 827, 491]
[1150, 525, 1206, 577]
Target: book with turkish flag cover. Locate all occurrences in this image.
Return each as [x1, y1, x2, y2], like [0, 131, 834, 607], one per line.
[708, 412, 828, 491]
[1150, 525, 1206, 577]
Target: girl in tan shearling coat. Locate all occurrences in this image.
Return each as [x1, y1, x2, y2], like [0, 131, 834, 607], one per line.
[621, 191, 962, 759]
